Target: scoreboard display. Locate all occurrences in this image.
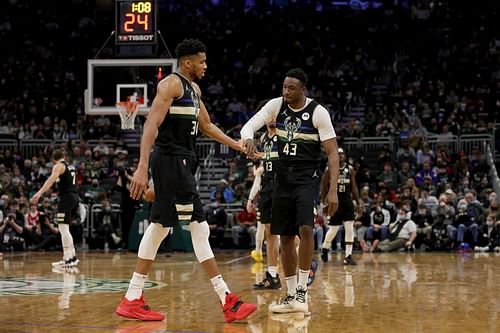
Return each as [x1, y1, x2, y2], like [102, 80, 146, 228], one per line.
[115, 0, 157, 45]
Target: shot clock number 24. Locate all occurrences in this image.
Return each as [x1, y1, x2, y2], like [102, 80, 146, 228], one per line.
[116, 0, 157, 45]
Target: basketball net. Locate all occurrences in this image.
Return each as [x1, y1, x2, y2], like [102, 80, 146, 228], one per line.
[116, 101, 140, 130]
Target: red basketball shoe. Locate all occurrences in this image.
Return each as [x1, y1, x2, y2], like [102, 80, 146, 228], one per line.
[115, 294, 165, 321]
[222, 293, 257, 323]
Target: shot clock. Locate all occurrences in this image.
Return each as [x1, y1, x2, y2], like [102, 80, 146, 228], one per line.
[116, 0, 157, 45]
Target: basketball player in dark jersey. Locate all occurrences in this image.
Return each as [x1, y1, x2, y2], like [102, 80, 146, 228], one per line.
[31, 149, 79, 268]
[116, 39, 256, 323]
[320, 147, 361, 265]
[241, 68, 340, 314]
[247, 121, 281, 289]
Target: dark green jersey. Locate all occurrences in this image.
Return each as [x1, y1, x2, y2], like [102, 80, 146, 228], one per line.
[276, 99, 321, 168]
[338, 164, 353, 202]
[57, 161, 77, 194]
[155, 73, 200, 156]
[261, 132, 279, 181]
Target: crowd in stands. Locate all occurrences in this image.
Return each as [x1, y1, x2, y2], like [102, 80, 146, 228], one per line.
[0, 0, 499, 253]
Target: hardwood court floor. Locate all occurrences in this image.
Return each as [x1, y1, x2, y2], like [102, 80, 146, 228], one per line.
[0, 250, 499, 333]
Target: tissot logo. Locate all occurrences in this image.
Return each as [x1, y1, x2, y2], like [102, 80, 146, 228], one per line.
[0, 277, 166, 296]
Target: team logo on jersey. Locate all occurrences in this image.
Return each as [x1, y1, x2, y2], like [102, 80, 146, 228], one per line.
[263, 141, 273, 159]
[0, 276, 166, 296]
[302, 112, 310, 121]
[191, 90, 200, 118]
[284, 116, 301, 141]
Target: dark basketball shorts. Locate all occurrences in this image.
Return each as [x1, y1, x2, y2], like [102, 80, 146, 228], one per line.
[258, 179, 274, 225]
[328, 200, 355, 226]
[149, 150, 204, 227]
[56, 193, 79, 225]
[271, 167, 321, 236]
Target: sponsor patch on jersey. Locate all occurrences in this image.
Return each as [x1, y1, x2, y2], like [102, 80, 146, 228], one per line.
[302, 113, 310, 121]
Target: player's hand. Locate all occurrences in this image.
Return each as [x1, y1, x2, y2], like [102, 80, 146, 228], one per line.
[232, 139, 245, 153]
[325, 189, 339, 217]
[243, 138, 257, 158]
[130, 166, 148, 200]
[246, 200, 256, 214]
[31, 193, 41, 205]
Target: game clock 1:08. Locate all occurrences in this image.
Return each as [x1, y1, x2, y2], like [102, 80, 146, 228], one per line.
[116, 0, 157, 45]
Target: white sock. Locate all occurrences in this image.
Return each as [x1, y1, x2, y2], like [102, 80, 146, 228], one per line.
[322, 226, 339, 250]
[344, 221, 354, 256]
[268, 266, 278, 278]
[59, 224, 75, 260]
[125, 272, 147, 301]
[255, 222, 264, 254]
[346, 244, 353, 256]
[285, 275, 297, 296]
[210, 275, 230, 305]
[298, 269, 309, 290]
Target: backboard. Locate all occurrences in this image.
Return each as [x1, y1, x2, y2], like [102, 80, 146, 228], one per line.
[85, 58, 177, 115]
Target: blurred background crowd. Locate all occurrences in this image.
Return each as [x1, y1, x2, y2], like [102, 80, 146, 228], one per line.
[0, 0, 499, 254]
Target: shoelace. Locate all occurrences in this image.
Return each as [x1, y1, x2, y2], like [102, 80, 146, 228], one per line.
[282, 294, 295, 305]
[295, 289, 307, 304]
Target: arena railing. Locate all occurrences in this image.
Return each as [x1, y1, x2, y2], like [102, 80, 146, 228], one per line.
[359, 136, 394, 151]
[20, 139, 53, 159]
[460, 134, 494, 155]
[0, 139, 18, 153]
[424, 135, 460, 153]
[197, 137, 216, 160]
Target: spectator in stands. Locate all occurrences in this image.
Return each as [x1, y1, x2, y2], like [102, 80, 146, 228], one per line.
[33, 209, 61, 251]
[231, 205, 257, 249]
[398, 161, 414, 187]
[355, 186, 372, 245]
[416, 143, 435, 167]
[378, 205, 417, 252]
[437, 193, 456, 226]
[360, 199, 390, 252]
[464, 190, 484, 222]
[415, 161, 438, 188]
[455, 200, 479, 247]
[95, 199, 121, 248]
[475, 214, 500, 252]
[412, 203, 433, 248]
[376, 144, 393, 171]
[0, 213, 24, 250]
[358, 186, 372, 212]
[418, 189, 439, 217]
[377, 161, 398, 192]
[398, 185, 418, 213]
[210, 179, 234, 203]
[205, 191, 227, 249]
[376, 118, 395, 137]
[396, 138, 416, 167]
[426, 213, 455, 251]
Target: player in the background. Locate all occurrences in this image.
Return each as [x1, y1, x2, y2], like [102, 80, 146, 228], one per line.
[247, 120, 281, 290]
[320, 147, 360, 265]
[31, 149, 80, 268]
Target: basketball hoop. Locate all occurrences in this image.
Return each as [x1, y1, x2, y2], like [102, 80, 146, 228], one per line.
[116, 101, 140, 130]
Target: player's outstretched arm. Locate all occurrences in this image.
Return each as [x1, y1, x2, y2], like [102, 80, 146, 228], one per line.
[198, 100, 242, 152]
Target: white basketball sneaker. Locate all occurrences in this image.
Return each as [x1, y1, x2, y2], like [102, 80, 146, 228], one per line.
[269, 293, 297, 313]
[293, 286, 309, 314]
